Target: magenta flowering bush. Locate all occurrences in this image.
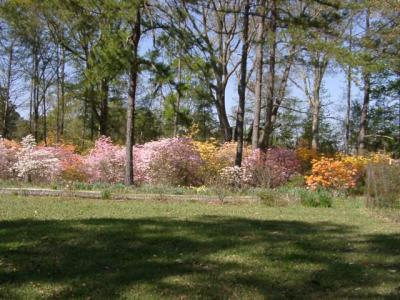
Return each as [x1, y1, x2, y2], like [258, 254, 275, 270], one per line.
[12, 135, 61, 183]
[147, 138, 204, 186]
[242, 148, 300, 187]
[83, 136, 125, 183]
[218, 148, 300, 189]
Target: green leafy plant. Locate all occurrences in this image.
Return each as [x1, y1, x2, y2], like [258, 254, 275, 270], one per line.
[257, 190, 277, 206]
[300, 189, 332, 208]
[101, 189, 111, 200]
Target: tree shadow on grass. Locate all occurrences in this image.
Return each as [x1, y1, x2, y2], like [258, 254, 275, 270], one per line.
[0, 216, 399, 299]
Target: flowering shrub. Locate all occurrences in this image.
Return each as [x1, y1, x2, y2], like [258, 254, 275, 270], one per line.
[217, 148, 300, 189]
[219, 166, 244, 189]
[242, 148, 300, 188]
[296, 146, 319, 170]
[6, 134, 393, 191]
[306, 157, 359, 190]
[148, 138, 204, 186]
[133, 141, 164, 184]
[82, 137, 204, 185]
[12, 135, 61, 183]
[84, 136, 125, 183]
[214, 142, 251, 169]
[0, 137, 18, 179]
[306, 153, 394, 191]
[193, 140, 222, 181]
[339, 153, 391, 170]
[48, 144, 88, 182]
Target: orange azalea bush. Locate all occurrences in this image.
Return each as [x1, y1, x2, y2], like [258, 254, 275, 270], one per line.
[306, 157, 359, 190]
[306, 153, 393, 190]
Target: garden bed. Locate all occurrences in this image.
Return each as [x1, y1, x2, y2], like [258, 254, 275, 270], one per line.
[0, 187, 259, 203]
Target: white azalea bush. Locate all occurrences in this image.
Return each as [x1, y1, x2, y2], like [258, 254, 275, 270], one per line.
[219, 166, 246, 189]
[13, 135, 61, 183]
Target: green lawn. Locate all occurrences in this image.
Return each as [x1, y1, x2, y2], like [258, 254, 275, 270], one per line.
[0, 195, 399, 299]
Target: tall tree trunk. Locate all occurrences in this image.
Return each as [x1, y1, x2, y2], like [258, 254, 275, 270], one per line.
[311, 97, 320, 151]
[99, 79, 109, 136]
[56, 45, 61, 143]
[42, 92, 47, 145]
[357, 10, 370, 155]
[261, 0, 277, 148]
[81, 99, 87, 149]
[345, 65, 352, 153]
[125, 7, 141, 185]
[270, 46, 296, 127]
[215, 13, 232, 142]
[310, 65, 325, 151]
[41, 61, 47, 145]
[33, 46, 40, 141]
[56, 44, 66, 143]
[29, 75, 33, 134]
[251, 0, 266, 149]
[60, 47, 66, 139]
[173, 56, 181, 137]
[305, 54, 328, 152]
[3, 41, 14, 138]
[90, 101, 95, 140]
[216, 85, 232, 141]
[345, 21, 353, 153]
[235, 0, 250, 167]
[358, 72, 370, 155]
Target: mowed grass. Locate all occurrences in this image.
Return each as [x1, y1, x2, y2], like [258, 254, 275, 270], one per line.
[0, 195, 399, 299]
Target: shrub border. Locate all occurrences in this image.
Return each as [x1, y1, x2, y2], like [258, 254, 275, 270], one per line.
[0, 188, 259, 203]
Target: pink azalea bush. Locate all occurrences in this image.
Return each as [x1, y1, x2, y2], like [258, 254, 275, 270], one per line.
[132, 142, 160, 184]
[83, 136, 125, 183]
[82, 137, 203, 185]
[0, 137, 18, 179]
[12, 135, 61, 183]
